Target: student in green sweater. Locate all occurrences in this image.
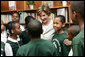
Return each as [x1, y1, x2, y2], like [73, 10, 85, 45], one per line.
[70, 1, 84, 56]
[52, 15, 70, 56]
[1, 21, 5, 56]
[64, 25, 80, 56]
[5, 21, 23, 56]
[16, 20, 57, 56]
[1, 41, 5, 56]
[20, 16, 35, 45]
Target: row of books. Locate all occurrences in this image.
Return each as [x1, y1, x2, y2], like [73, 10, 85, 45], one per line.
[19, 12, 38, 23]
[1, 12, 38, 24]
[42, 1, 53, 7]
[1, 7, 71, 24]
[1, 14, 12, 24]
[1, 13, 69, 24]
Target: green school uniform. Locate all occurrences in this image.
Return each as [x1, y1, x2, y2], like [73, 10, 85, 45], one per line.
[1, 41, 5, 56]
[6, 37, 23, 56]
[52, 32, 70, 56]
[16, 39, 57, 56]
[72, 28, 84, 56]
[6, 40, 22, 56]
[20, 31, 31, 45]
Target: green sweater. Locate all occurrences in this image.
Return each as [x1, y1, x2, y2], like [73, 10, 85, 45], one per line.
[52, 32, 70, 56]
[16, 39, 57, 56]
[6, 39, 22, 56]
[1, 41, 5, 56]
[20, 31, 31, 45]
[72, 28, 84, 56]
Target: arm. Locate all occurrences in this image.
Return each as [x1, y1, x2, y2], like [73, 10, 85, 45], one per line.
[5, 43, 13, 56]
[72, 44, 83, 56]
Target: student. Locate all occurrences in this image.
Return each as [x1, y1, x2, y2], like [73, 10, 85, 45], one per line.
[5, 21, 23, 56]
[12, 12, 25, 31]
[70, 1, 84, 56]
[52, 15, 70, 56]
[16, 20, 57, 56]
[37, 4, 55, 40]
[1, 41, 5, 56]
[1, 21, 5, 56]
[1, 20, 7, 43]
[64, 25, 80, 56]
[20, 16, 35, 45]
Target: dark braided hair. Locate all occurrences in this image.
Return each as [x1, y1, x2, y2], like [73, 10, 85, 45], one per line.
[6, 21, 18, 38]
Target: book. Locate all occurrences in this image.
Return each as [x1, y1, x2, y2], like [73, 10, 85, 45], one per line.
[9, 1, 16, 10]
[42, 1, 53, 7]
[57, 8, 68, 23]
[1, 14, 12, 24]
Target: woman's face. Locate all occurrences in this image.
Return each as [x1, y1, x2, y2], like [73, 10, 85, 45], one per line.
[40, 11, 49, 24]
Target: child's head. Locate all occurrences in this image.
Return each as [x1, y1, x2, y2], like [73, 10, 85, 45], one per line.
[37, 4, 51, 24]
[6, 21, 21, 37]
[27, 20, 42, 38]
[12, 12, 20, 22]
[67, 25, 80, 40]
[25, 16, 35, 29]
[53, 15, 65, 32]
[1, 20, 5, 32]
[70, 1, 84, 24]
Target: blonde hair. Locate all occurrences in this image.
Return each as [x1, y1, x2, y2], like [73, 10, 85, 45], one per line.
[37, 4, 51, 16]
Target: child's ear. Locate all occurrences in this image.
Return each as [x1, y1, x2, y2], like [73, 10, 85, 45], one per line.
[73, 11, 77, 18]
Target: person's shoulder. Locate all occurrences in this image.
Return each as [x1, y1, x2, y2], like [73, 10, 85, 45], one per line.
[17, 43, 28, 51]
[41, 39, 53, 45]
[52, 33, 57, 38]
[72, 31, 84, 45]
[21, 30, 26, 34]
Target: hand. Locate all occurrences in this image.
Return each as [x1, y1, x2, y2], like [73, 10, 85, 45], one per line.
[64, 39, 72, 46]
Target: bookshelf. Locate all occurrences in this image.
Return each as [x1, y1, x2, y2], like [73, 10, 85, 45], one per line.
[1, 1, 73, 27]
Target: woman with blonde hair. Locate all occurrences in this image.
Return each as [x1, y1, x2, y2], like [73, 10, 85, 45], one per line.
[37, 4, 55, 41]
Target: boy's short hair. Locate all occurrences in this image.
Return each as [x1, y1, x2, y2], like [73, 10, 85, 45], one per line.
[37, 4, 51, 16]
[69, 25, 80, 38]
[12, 11, 20, 18]
[70, 1, 84, 19]
[25, 16, 35, 29]
[27, 20, 42, 38]
[56, 15, 65, 24]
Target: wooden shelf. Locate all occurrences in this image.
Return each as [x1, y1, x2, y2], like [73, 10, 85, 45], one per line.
[1, 9, 37, 13]
[65, 22, 73, 24]
[1, 6, 70, 13]
[1, 1, 72, 25]
[50, 6, 69, 9]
